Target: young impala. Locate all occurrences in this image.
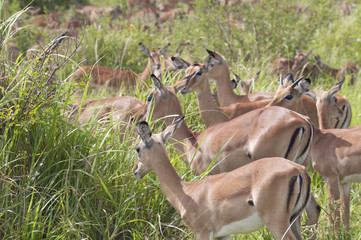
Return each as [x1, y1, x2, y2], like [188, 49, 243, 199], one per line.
[133, 118, 311, 240]
[269, 49, 317, 77]
[315, 55, 358, 85]
[72, 43, 174, 92]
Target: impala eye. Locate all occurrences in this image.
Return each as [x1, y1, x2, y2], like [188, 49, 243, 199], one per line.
[196, 70, 202, 75]
[333, 97, 338, 104]
[147, 93, 154, 102]
[284, 94, 293, 100]
[135, 147, 140, 154]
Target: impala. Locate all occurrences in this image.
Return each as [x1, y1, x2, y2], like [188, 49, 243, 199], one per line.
[269, 49, 317, 77]
[127, 0, 159, 20]
[178, 63, 270, 127]
[146, 74, 320, 232]
[233, 71, 260, 95]
[133, 118, 311, 240]
[308, 80, 361, 231]
[68, 96, 146, 141]
[315, 55, 358, 85]
[265, 77, 359, 230]
[72, 43, 174, 92]
[289, 49, 318, 77]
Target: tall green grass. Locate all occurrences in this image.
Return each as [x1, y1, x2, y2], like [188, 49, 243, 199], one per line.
[1, 0, 361, 239]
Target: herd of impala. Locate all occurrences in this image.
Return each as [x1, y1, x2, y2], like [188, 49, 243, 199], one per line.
[70, 43, 360, 239]
[8, 1, 361, 239]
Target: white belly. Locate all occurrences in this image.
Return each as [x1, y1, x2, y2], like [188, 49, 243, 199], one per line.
[214, 212, 264, 237]
[341, 174, 361, 184]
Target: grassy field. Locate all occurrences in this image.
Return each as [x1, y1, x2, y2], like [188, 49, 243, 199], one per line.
[1, 0, 361, 239]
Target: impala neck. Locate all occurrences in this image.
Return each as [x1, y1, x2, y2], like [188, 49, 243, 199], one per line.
[316, 101, 331, 130]
[211, 63, 250, 106]
[138, 59, 153, 84]
[164, 117, 198, 165]
[152, 150, 189, 212]
[196, 79, 228, 126]
[212, 64, 237, 106]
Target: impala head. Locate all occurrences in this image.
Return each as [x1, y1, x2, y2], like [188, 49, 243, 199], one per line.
[132, 117, 183, 179]
[146, 74, 185, 123]
[204, 49, 228, 80]
[177, 63, 207, 94]
[234, 71, 260, 94]
[139, 43, 170, 78]
[315, 80, 344, 124]
[267, 73, 311, 111]
[291, 49, 312, 72]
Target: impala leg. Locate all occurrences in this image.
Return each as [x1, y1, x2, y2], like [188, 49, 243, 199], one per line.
[340, 182, 351, 229]
[326, 177, 341, 233]
[304, 193, 321, 240]
[261, 216, 298, 240]
[291, 215, 302, 240]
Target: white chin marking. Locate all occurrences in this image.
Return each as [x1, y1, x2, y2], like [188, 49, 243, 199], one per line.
[214, 212, 264, 237]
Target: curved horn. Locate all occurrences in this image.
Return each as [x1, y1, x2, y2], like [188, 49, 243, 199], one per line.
[290, 76, 304, 88]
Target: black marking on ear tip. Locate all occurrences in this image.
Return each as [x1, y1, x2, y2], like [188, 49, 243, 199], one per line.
[151, 73, 159, 80]
[206, 49, 216, 56]
[136, 121, 149, 127]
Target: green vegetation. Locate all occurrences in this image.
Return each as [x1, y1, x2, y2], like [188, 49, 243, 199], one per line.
[1, 0, 361, 239]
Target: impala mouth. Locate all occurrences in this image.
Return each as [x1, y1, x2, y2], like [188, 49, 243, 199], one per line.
[133, 171, 142, 179]
[180, 87, 189, 94]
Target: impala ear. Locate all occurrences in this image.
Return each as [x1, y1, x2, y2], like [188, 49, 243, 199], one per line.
[232, 72, 241, 83]
[160, 43, 170, 55]
[231, 79, 238, 89]
[151, 74, 169, 99]
[206, 49, 216, 58]
[161, 116, 184, 144]
[137, 121, 153, 148]
[171, 56, 190, 69]
[253, 71, 260, 82]
[327, 79, 344, 100]
[296, 78, 311, 96]
[139, 43, 151, 58]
